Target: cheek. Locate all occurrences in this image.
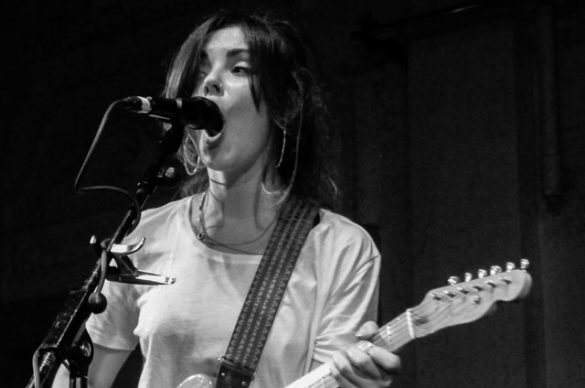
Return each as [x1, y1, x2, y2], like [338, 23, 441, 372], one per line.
[235, 112, 272, 158]
[230, 84, 257, 115]
[228, 89, 269, 131]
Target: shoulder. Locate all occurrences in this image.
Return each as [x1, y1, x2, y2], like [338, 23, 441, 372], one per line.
[128, 196, 192, 237]
[315, 209, 377, 249]
[307, 208, 380, 269]
[119, 196, 195, 270]
[300, 208, 381, 297]
[142, 195, 192, 223]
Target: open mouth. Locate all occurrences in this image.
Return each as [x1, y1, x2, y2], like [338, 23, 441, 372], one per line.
[200, 127, 223, 150]
[205, 128, 223, 141]
[185, 125, 223, 144]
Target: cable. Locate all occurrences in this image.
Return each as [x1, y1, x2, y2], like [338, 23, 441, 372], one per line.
[73, 99, 141, 231]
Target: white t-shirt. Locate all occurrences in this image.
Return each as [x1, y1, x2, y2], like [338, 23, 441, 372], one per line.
[86, 196, 381, 388]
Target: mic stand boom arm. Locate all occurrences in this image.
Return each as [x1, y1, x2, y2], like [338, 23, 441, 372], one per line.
[25, 123, 183, 388]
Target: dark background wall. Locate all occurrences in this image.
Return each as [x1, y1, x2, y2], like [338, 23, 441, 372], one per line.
[2, 0, 584, 387]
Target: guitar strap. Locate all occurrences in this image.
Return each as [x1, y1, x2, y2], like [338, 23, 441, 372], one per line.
[215, 196, 319, 388]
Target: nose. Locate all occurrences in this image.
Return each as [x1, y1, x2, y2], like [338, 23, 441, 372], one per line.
[203, 75, 222, 96]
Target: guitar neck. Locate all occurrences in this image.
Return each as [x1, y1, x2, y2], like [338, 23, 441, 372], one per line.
[285, 311, 415, 388]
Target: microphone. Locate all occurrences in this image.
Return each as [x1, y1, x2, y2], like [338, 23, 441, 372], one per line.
[121, 96, 223, 136]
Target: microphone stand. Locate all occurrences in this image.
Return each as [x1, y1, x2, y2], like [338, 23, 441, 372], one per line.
[26, 121, 184, 388]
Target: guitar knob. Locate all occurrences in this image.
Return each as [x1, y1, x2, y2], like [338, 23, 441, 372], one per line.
[448, 276, 460, 285]
[464, 272, 473, 282]
[478, 269, 487, 279]
[506, 262, 516, 272]
[490, 265, 502, 275]
[520, 258, 530, 270]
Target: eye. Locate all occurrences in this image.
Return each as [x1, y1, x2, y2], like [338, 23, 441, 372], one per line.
[232, 65, 252, 76]
[196, 69, 208, 80]
[194, 70, 208, 88]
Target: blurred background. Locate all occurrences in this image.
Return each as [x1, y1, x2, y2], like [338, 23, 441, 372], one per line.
[2, 0, 584, 386]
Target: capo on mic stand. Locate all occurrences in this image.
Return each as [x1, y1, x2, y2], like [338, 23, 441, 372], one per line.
[98, 237, 175, 286]
[26, 103, 184, 388]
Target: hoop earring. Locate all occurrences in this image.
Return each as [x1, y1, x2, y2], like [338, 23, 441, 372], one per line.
[275, 129, 287, 169]
[183, 132, 202, 176]
[184, 156, 201, 176]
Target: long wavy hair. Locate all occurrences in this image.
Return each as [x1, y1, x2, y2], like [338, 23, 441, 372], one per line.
[163, 10, 338, 208]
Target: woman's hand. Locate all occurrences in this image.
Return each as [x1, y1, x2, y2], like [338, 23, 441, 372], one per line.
[330, 321, 401, 387]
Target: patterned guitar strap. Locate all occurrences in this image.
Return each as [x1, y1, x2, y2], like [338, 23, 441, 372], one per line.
[215, 196, 319, 388]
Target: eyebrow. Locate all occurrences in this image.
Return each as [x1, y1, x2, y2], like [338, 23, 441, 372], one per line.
[226, 48, 250, 58]
[199, 48, 250, 61]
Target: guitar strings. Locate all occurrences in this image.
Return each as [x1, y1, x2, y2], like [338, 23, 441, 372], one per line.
[301, 290, 494, 388]
[371, 294, 481, 351]
[301, 305, 454, 388]
[377, 304, 449, 346]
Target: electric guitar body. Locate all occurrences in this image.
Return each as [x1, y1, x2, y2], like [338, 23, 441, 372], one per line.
[177, 374, 214, 388]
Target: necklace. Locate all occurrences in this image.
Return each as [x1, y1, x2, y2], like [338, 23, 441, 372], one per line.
[194, 190, 278, 252]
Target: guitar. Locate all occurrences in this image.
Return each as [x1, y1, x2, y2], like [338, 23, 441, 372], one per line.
[178, 260, 532, 388]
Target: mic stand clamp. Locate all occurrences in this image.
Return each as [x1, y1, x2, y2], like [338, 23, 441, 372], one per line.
[100, 237, 176, 285]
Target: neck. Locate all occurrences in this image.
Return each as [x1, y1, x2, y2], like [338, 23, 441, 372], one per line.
[206, 165, 282, 219]
[192, 165, 284, 254]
